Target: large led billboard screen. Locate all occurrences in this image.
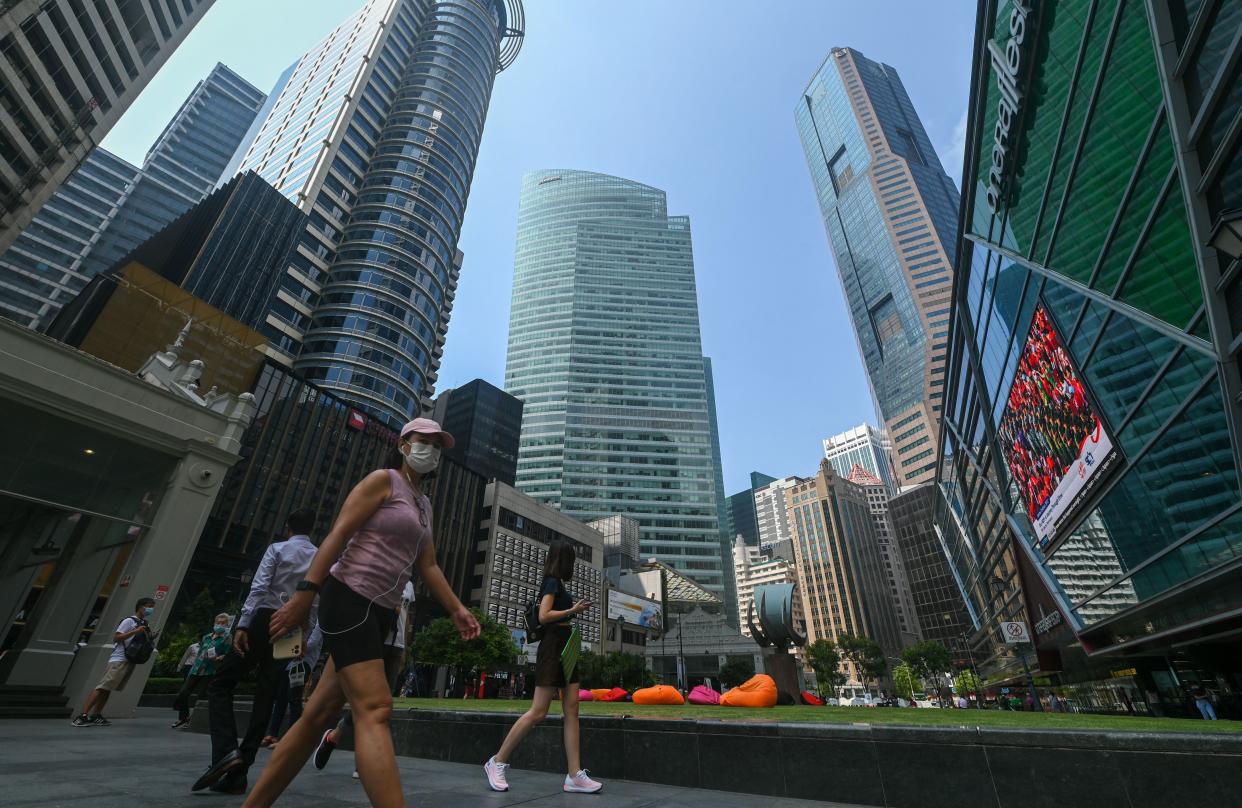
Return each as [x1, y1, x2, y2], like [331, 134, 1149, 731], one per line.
[607, 589, 663, 631]
[996, 306, 1120, 545]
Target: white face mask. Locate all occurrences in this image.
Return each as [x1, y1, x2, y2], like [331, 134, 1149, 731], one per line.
[404, 442, 441, 474]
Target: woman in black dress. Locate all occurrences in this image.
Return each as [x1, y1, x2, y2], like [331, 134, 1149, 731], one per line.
[484, 540, 602, 794]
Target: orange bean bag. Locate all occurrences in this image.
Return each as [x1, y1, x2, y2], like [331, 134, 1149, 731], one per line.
[632, 685, 685, 705]
[720, 674, 778, 708]
[590, 688, 612, 701]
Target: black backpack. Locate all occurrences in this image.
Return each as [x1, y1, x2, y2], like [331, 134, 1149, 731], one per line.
[124, 619, 155, 664]
[522, 601, 544, 643]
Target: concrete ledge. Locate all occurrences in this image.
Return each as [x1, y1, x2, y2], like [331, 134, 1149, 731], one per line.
[193, 705, 1242, 807]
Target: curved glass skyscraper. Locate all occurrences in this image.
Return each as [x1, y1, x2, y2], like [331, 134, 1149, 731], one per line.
[505, 170, 732, 609]
[796, 47, 961, 488]
[233, 0, 523, 425]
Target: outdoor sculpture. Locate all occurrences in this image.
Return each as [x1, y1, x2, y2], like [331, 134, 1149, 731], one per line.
[747, 583, 806, 703]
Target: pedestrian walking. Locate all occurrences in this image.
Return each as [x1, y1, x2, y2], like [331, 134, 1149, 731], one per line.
[239, 418, 479, 808]
[485, 539, 602, 795]
[177, 638, 200, 679]
[312, 581, 413, 777]
[262, 625, 321, 746]
[190, 508, 320, 795]
[71, 597, 158, 727]
[1193, 686, 1218, 720]
[172, 612, 233, 729]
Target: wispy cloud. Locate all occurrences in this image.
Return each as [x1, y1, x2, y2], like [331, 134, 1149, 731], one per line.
[938, 109, 969, 189]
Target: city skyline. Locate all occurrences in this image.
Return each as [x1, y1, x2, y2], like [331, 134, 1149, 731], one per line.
[93, 0, 976, 491]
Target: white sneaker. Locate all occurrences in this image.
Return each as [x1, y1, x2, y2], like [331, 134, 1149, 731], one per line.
[352, 770, 359, 780]
[564, 769, 602, 793]
[484, 756, 509, 792]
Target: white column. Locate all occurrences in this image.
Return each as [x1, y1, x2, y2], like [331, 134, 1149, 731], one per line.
[61, 450, 234, 717]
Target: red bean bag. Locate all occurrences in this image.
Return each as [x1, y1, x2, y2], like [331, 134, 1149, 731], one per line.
[579, 689, 594, 701]
[801, 691, 825, 706]
[720, 674, 778, 708]
[632, 685, 684, 705]
[688, 685, 721, 705]
[596, 687, 629, 702]
[589, 688, 611, 701]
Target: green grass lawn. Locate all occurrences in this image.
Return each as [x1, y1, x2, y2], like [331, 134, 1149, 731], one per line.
[391, 697, 1242, 734]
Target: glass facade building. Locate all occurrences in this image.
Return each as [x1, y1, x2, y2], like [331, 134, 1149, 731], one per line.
[505, 170, 731, 606]
[937, 0, 1242, 716]
[824, 423, 899, 495]
[797, 48, 961, 488]
[0, 63, 264, 330]
[230, 0, 524, 428]
[0, 0, 214, 255]
[0, 150, 138, 327]
[431, 378, 524, 485]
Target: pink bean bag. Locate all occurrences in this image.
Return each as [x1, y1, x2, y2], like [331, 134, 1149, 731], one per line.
[720, 674, 778, 708]
[688, 685, 721, 705]
[632, 685, 684, 705]
[579, 689, 594, 701]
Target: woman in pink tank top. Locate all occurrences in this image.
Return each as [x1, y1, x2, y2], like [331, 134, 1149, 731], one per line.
[243, 418, 479, 808]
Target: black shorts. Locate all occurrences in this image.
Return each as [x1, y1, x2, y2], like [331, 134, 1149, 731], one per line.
[534, 624, 574, 688]
[320, 575, 396, 671]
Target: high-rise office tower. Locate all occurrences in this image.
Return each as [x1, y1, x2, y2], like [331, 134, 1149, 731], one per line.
[754, 475, 799, 548]
[726, 471, 777, 547]
[231, 0, 525, 426]
[846, 464, 920, 644]
[797, 47, 960, 488]
[430, 378, 524, 485]
[505, 170, 730, 602]
[0, 63, 264, 329]
[0, 0, 215, 254]
[823, 423, 897, 494]
[785, 461, 903, 678]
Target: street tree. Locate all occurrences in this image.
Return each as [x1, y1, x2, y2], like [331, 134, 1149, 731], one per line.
[892, 663, 917, 701]
[837, 634, 888, 692]
[415, 609, 517, 676]
[901, 640, 953, 706]
[719, 656, 754, 688]
[806, 639, 847, 698]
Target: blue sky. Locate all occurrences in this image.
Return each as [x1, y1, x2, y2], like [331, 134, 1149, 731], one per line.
[101, 0, 976, 494]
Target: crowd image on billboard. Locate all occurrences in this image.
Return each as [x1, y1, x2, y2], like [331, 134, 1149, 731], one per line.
[996, 306, 1103, 526]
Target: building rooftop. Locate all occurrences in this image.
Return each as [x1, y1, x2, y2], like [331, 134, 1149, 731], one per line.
[847, 463, 885, 487]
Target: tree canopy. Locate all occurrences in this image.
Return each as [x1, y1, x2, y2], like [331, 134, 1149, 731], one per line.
[837, 634, 888, 685]
[414, 609, 517, 672]
[806, 638, 847, 697]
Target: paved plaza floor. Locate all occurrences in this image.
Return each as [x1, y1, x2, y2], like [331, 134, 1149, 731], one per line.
[4, 708, 864, 807]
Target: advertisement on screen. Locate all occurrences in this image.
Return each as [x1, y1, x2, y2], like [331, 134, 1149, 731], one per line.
[607, 589, 663, 631]
[996, 306, 1120, 545]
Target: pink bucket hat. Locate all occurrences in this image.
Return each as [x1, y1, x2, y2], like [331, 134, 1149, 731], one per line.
[400, 417, 455, 449]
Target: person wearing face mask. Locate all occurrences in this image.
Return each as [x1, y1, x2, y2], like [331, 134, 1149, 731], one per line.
[71, 597, 159, 727]
[171, 613, 234, 729]
[192, 508, 320, 795]
[239, 418, 480, 808]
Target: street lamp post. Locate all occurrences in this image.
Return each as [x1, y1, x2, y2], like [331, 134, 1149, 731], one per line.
[959, 632, 983, 709]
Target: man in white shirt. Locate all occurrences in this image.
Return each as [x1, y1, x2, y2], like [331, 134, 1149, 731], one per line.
[71, 597, 157, 727]
[192, 508, 319, 795]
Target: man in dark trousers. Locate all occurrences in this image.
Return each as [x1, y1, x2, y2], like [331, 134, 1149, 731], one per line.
[191, 508, 319, 794]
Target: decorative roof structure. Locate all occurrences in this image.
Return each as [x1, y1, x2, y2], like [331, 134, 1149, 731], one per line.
[847, 463, 885, 488]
